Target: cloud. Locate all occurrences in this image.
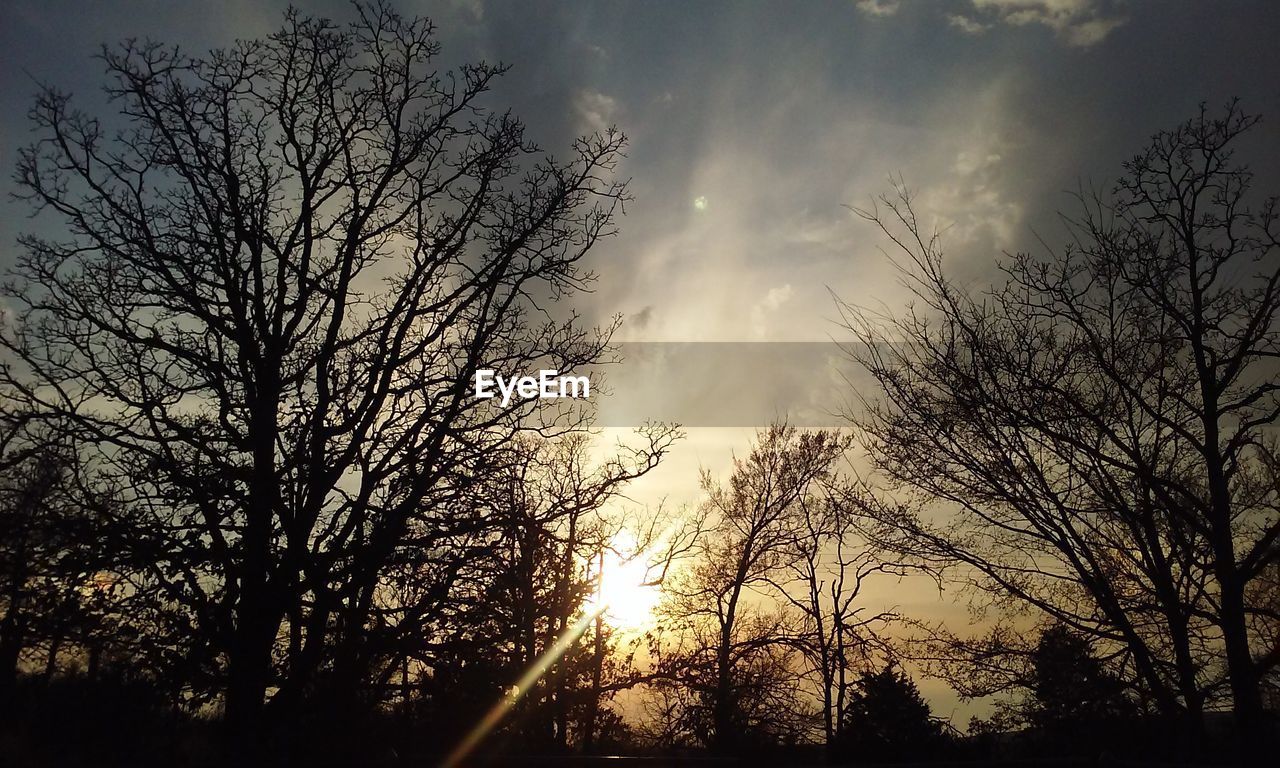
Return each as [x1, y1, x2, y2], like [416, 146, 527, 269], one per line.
[447, 0, 485, 23]
[631, 305, 653, 331]
[857, 0, 1124, 47]
[947, 14, 991, 35]
[912, 81, 1027, 256]
[855, 0, 900, 18]
[761, 284, 794, 312]
[574, 90, 618, 135]
[0, 299, 18, 332]
[1059, 15, 1126, 47]
[750, 284, 794, 339]
[969, 0, 1126, 47]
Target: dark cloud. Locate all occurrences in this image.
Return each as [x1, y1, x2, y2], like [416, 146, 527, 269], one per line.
[630, 306, 654, 332]
[2, 0, 1278, 337]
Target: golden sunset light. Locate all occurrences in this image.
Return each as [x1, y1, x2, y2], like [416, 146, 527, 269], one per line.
[588, 529, 663, 631]
[2, 1, 1278, 766]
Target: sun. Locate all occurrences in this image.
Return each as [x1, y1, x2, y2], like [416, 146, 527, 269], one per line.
[588, 530, 661, 630]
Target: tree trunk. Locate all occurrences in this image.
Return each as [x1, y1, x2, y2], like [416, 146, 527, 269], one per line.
[43, 633, 61, 681]
[1200, 387, 1265, 757]
[0, 529, 30, 705]
[0, 617, 23, 707]
[225, 382, 284, 765]
[583, 551, 606, 753]
[713, 595, 740, 753]
[225, 580, 278, 764]
[1218, 563, 1264, 756]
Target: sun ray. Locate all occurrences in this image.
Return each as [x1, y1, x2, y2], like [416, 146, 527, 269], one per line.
[440, 524, 675, 767]
[439, 609, 601, 768]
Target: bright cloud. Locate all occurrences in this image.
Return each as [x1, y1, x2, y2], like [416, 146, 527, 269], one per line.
[968, 0, 1126, 46]
[574, 90, 619, 135]
[855, 0, 900, 18]
[750, 284, 795, 339]
[947, 14, 990, 35]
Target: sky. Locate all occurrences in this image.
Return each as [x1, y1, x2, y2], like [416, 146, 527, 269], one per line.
[3, 0, 1280, 724]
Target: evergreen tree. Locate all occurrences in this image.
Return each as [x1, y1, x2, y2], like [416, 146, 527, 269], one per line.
[833, 665, 946, 763]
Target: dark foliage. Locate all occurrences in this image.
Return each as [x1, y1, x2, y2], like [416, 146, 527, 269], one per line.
[1026, 626, 1133, 731]
[831, 665, 948, 763]
[0, 672, 213, 768]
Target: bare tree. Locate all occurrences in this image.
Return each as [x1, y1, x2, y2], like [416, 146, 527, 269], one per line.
[472, 427, 678, 750]
[1247, 559, 1280, 711]
[366, 426, 686, 759]
[0, 420, 76, 700]
[2, 2, 628, 756]
[771, 485, 911, 748]
[654, 424, 851, 752]
[841, 102, 1280, 751]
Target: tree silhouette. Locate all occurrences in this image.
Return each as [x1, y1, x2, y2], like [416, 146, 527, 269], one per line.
[652, 424, 857, 752]
[842, 102, 1280, 753]
[4, 2, 1277, 763]
[2, 2, 627, 759]
[771, 477, 914, 749]
[1026, 625, 1132, 732]
[0, 414, 130, 711]
[832, 664, 946, 763]
[452, 428, 677, 751]
[0, 425, 77, 702]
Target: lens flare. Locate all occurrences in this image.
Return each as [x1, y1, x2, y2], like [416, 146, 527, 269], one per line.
[440, 525, 675, 768]
[439, 609, 599, 768]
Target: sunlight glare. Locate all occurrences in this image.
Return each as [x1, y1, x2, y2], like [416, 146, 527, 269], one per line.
[589, 529, 661, 630]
